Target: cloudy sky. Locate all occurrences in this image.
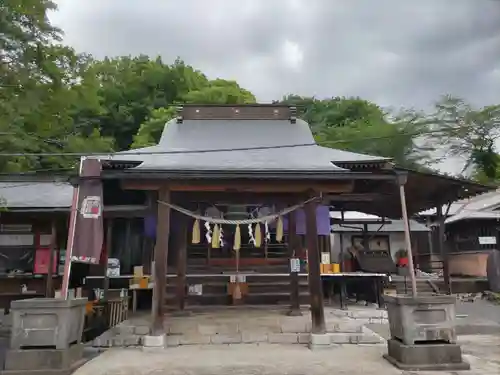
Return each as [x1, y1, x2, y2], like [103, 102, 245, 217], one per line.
[50, 0, 500, 173]
[50, 0, 500, 110]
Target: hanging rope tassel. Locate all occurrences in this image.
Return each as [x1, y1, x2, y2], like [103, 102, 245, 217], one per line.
[192, 219, 201, 244]
[254, 223, 262, 248]
[211, 224, 220, 248]
[276, 216, 284, 243]
[233, 227, 242, 301]
[233, 281, 242, 300]
[233, 224, 241, 251]
[233, 253, 242, 300]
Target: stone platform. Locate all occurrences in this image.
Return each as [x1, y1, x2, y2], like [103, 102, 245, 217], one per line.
[383, 338, 470, 371]
[1, 344, 87, 375]
[91, 306, 386, 349]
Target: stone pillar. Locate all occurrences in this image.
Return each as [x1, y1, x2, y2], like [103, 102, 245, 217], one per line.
[3, 298, 87, 375]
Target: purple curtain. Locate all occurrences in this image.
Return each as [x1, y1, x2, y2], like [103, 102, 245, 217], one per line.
[144, 211, 183, 239]
[282, 205, 330, 235]
[144, 215, 156, 239]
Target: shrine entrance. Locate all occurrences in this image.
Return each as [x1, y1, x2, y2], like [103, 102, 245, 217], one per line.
[94, 103, 490, 340]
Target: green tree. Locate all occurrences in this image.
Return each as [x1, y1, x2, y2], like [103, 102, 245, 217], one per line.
[430, 95, 500, 183]
[91, 56, 208, 150]
[131, 79, 256, 148]
[0, 0, 114, 172]
[131, 107, 177, 148]
[280, 95, 432, 168]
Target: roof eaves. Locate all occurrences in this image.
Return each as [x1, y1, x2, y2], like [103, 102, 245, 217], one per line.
[102, 169, 399, 181]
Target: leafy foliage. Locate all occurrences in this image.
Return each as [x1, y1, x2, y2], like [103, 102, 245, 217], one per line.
[2, 0, 498, 186]
[280, 95, 433, 169]
[90, 56, 209, 150]
[430, 96, 500, 183]
[132, 79, 256, 148]
[0, 0, 113, 172]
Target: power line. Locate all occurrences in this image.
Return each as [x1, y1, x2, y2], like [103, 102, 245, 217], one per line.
[0, 123, 476, 158]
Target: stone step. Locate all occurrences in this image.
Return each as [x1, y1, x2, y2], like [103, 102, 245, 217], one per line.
[92, 324, 384, 348]
[248, 282, 309, 294]
[165, 291, 311, 306]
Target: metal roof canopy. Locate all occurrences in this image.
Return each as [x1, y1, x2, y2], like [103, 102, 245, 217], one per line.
[102, 104, 389, 177]
[333, 168, 494, 219]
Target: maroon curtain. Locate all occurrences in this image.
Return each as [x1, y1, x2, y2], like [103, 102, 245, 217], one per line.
[71, 158, 104, 264]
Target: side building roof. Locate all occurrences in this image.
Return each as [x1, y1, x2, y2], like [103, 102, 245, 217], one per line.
[0, 181, 73, 211]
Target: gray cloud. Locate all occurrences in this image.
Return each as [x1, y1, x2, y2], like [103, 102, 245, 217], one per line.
[50, 0, 500, 106]
[50, 0, 500, 173]
[50, 0, 500, 109]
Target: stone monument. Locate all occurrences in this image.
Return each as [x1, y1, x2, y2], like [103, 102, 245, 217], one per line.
[383, 294, 469, 371]
[1, 298, 87, 375]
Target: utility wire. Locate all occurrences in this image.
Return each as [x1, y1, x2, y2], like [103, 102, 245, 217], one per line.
[0, 122, 478, 158]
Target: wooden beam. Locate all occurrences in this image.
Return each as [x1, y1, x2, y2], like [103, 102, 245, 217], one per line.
[121, 180, 354, 193]
[305, 195, 326, 334]
[172, 192, 300, 205]
[436, 205, 452, 294]
[324, 193, 388, 202]
[152, 187, 171, 335]
[45, 219, 57, 298]
[176, 214, 188, 311]
[102, 219, 113, 301]
[287, 209, 301, 316]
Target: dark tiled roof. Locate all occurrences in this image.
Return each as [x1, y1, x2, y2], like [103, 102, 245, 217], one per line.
[0, 182, 73, 209]
[109, 118, 388, 172]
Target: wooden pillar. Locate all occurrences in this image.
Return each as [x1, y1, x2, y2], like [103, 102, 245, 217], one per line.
[152, 187, 171, 335]
[362, 223, 369, 249]
[305, 195, 325, 334]
[102, 219, 113, 300]
[397, 173, 417, 296]
[436, 205, 451, 294]
[45, 219, 57, 298]
[339, 210, 345, 272]
[176, 214, 188, 311]
[287, 209, 301, 316]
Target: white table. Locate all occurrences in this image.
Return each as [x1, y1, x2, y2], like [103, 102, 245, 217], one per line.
[321, 272, 388, 309]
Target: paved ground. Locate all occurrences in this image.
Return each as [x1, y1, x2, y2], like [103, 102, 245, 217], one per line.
[455, 298, 500, 323]
[74, 300, 500, 375]
[74, 337, 500, 375]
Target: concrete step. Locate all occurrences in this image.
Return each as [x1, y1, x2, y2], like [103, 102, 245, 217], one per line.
[248, 282, 309, 294]
[393, 279, 440, 294]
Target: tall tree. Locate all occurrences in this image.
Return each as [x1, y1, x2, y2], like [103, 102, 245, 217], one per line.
[280, 95, 432, 168]
[131, 79, 256, 148]
[430, 95, 500, 183]
[0, 0, 114, 172]
[91, 56, 208, 150]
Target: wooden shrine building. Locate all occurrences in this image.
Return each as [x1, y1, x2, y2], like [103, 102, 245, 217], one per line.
[90, 104, 491, 334]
